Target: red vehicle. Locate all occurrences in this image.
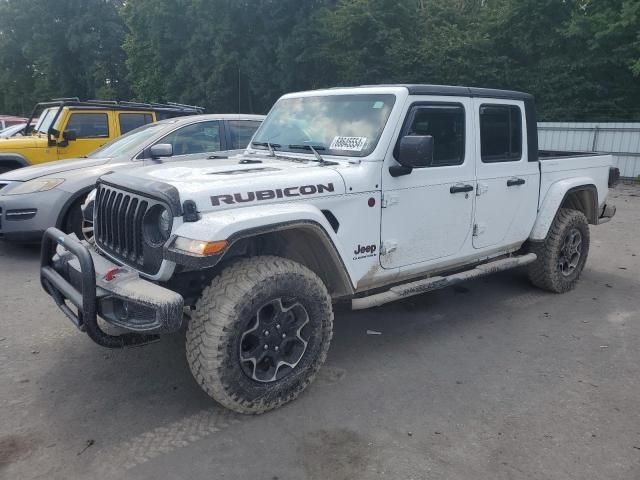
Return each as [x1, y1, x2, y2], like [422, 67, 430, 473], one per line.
[0, 115, 28, 130]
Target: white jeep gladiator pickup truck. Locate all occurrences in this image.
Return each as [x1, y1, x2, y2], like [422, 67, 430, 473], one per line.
[40, 85, 619, 414]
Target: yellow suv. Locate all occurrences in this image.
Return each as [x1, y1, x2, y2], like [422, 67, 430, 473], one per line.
[0, 99, 203, 173]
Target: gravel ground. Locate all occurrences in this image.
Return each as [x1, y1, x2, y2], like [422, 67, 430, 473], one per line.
[1, 184, 639, 480]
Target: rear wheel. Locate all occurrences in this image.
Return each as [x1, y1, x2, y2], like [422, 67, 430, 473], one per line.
[528, 208, 590, 293]
[186, 256, 334, 414]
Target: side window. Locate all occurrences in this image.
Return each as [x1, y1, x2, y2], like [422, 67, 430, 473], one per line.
[480, 105, 522, 162]
[120, 113, 154, 134]
[399, 104, 465, 167]
[228, 120, 261, 149]
[65, 113, 109, 138]
[158, 121, 221, 155]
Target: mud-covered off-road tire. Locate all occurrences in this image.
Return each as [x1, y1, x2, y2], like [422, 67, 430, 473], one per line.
[186, 256, 334, 414]
[528, 208, 590, 293]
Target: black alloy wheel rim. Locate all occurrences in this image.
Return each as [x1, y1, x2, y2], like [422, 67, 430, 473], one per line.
[558, 227, 582, 277]
[239, 297, 310, 383]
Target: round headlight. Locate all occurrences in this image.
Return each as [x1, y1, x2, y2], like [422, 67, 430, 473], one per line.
[143, 205, 172, 246]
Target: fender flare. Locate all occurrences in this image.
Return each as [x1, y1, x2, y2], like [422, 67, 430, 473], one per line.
[0, 153, 30, 169]
[529, 179, 598, 241]
[170, 203, 356, 294]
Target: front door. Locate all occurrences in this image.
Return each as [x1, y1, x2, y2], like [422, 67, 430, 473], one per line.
[381, 98, 475, 268]
[57, 111, 113, 160]
[472, 100, 539, 249]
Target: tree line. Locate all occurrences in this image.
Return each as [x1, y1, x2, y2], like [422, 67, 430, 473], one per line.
[0, 0, 638, 121]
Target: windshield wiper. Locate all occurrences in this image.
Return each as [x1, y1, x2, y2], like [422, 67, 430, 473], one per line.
[288, 144, 334, 165]
[251, 141, 281, 157]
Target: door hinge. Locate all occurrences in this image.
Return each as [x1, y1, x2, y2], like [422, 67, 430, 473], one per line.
[381, 193, 399, 208]
[473, 223, 486, 237]
[380, 241, 397, 255]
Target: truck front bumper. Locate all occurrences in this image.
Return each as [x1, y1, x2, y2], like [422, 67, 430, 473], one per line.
[40, 227, 184, 348]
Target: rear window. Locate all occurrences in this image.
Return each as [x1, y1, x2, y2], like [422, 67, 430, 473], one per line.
[120, 113, 154, 134]
[228, 120, 261, 149]
[480, 105, 522, 163]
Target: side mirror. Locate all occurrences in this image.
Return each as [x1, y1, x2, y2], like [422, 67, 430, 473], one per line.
[397, 135, 433, 168]
[149, 143, 173, 159]
[63, 130, 77, 142]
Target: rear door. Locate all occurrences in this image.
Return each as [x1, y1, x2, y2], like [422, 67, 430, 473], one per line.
[472, 100, 539, 249]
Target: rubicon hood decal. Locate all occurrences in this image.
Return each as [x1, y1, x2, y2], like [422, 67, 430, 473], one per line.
[100, 156, 348, 214]
[211, 183, 335, 206]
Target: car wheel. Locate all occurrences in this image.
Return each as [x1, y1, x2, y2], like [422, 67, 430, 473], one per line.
[186, 256, 334, 414]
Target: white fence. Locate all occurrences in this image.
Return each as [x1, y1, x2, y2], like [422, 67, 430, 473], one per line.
[538, 122, 640, 178]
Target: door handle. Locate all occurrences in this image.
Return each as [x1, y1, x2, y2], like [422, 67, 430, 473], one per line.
[507, 178, 526, 187]
[450, 184, 474, 194]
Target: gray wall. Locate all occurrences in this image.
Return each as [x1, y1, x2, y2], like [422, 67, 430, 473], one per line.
[538, 123, 640, 178]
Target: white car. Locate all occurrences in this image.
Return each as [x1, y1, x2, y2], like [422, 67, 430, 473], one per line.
[41, 85, 618, 414]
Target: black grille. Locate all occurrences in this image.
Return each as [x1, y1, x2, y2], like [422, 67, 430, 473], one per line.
[94, 184, 165, 275]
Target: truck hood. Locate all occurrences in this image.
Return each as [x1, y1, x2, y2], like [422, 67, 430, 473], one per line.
[0, 134, 48, 150]
[101, 156, 347, 214]
[0, 156, 111, 182]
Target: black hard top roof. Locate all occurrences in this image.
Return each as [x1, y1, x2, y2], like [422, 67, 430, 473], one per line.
[360, 84, 533, 101]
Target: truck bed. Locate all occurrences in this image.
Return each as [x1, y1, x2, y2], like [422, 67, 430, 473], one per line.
[539, 150, 610, 160]
[538, 152, 613, 210]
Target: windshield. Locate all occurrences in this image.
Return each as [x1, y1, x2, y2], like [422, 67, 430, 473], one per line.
[89, 122, 166, 158]
[34, 108, 60, 134]
[252, 94, 396, 157]
[0, 123, 26, 138]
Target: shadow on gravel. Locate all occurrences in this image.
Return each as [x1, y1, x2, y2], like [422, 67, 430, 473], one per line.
[0, 241, 40, 259]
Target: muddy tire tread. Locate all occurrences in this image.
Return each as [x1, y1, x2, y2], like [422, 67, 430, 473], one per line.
[528, 208, 590, 293]
[186, 256, 333, 414]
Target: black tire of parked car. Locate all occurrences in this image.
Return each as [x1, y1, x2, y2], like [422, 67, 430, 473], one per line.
[64, 199, 85, 239]
[186, 255, 334, 414]
[528, 208, 590, 293]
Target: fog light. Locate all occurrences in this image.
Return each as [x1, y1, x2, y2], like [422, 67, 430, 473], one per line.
[114, 299, 130, 321]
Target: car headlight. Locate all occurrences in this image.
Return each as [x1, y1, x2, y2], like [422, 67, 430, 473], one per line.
[3, 178, 65, 195]
[143, 205, 173, 246]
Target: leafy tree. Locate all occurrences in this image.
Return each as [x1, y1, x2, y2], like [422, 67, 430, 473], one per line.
[0, 0, 130, 115]
[1, 0, 639, 120]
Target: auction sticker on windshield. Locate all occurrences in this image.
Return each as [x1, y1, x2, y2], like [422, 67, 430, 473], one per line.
[330, 136, 367, 152]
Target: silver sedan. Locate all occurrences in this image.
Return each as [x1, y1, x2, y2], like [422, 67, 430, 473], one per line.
[0, 114, 264, 242]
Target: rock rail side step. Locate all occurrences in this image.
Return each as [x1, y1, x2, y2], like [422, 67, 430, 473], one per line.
[352, 253, 537, 310]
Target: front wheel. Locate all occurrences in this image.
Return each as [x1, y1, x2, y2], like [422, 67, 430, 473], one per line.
[528, 208, 590, 293]
[186, 256, 334, 414]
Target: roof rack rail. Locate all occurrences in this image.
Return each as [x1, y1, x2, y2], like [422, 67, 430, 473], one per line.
[24, 98, 205, 136]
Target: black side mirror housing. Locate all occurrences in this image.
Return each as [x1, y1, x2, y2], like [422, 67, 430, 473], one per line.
[148, 143, 174, 159]
[397, 135, 434, 168]
[63, 130, 77, 142]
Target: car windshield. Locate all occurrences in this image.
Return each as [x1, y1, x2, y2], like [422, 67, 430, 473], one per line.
[0, 123, 26, 138]
[34, 108, 60, 134]
[251, 94, 396, 157]
[89, 122, 166, 158]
